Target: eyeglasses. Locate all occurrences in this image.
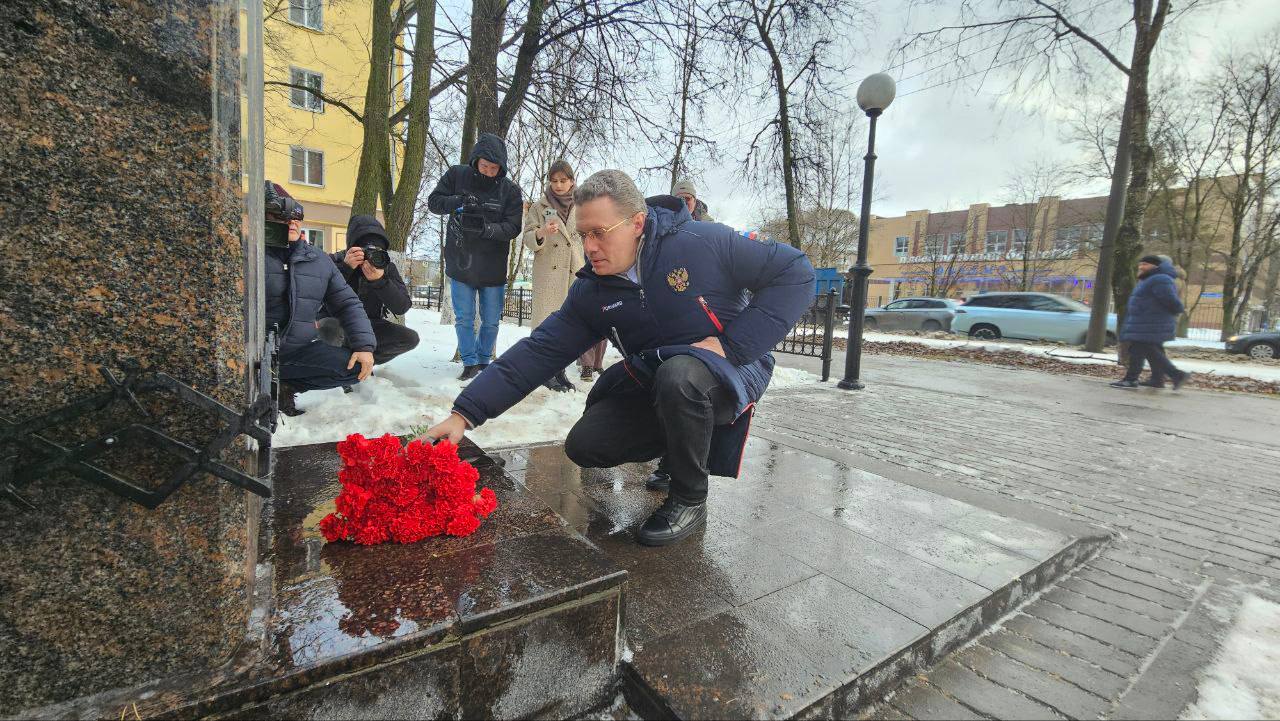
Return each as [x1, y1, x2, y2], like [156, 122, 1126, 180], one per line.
[579, 217, 629, 243]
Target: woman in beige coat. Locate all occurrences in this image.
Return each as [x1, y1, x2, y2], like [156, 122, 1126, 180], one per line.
[522, 160, 605, 391]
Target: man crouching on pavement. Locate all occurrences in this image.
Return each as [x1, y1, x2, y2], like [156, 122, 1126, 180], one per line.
[416, 170, 815, 546]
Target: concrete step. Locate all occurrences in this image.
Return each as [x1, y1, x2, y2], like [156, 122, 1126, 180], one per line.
[496, 437, 1108, 720]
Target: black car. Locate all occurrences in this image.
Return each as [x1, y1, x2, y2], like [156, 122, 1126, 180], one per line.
[1226, 331, 1280, 360]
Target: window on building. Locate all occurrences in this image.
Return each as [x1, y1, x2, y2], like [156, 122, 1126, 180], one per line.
[1054, 225, 1082, 252]
[301, 228, 325, 247]
[985, 230, 1008, 255]
[947, 232, 966, 255]
[290, 146, 324, 186]
[1011, 228, 1031, 254]
[289, 0, 323, 30]
[1085, 223, 1104, 249]
[290, 68, 324, 112]
[923, 234, 944, 256]
[894, 236, 909, 256]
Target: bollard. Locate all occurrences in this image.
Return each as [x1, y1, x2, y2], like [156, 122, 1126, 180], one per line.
[821, 288, 837, 382]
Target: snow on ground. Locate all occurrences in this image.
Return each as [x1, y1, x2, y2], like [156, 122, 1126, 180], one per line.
[846, 331, 1280, 383]
[1182, 594, 1280, 720]
[275, 311, 820, 449]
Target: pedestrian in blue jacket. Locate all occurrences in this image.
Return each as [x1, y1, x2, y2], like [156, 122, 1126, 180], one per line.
[1111, 255, 1190, 390]
[417, 170, 816, 546]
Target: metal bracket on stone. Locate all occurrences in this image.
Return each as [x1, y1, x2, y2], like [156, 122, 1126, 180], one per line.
[0, 354, 278, 509]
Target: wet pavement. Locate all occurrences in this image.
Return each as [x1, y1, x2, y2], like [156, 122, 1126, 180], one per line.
[496, 439, 1103, 719]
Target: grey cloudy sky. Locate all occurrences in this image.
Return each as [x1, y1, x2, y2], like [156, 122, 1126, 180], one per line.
[605, 0, 1280, 231]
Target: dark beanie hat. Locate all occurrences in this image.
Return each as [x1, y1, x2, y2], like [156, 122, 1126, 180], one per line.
[1139, 254, 1162, 265]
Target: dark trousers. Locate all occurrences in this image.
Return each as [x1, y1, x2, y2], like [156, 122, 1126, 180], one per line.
[318, 317, 421, 366]
[279, 341, 363, 392]
[1123, 340, 1183, 383]
[564, 355, 735, 504]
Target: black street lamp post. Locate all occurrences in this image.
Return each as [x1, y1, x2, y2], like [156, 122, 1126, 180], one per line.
[838, 73, 897, 391]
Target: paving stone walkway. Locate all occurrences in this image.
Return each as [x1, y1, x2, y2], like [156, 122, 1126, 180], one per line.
[762, 353, 1280, 720]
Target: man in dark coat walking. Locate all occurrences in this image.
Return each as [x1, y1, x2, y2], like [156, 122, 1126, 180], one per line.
[426, 133, 523, 381]
[416, 170, 815, 546]
[263, 183, 376, 415]
[1111, 255, 1190, 390]
[320, 215, 419, 366]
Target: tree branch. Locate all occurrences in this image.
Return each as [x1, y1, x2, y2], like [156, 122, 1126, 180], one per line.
[264, 81, 364, 123]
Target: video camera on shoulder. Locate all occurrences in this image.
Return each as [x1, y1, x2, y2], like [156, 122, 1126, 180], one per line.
[264, 181, 304, 248]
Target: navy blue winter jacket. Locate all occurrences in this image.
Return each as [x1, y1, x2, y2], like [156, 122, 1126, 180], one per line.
[1120, 260, 1185, 343]
[453, 196, 815, 475]
[266, 239, 376, 355]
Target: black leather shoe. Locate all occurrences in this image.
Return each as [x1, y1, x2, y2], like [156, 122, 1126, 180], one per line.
[1109, 380, 1139, 389]
[645, 470, 671, 492]
[1172, 372, 1191, 390]
[458, 365, 481, 381]
[342, 384, 355, 394]
[636, 496, 706, 546]
[1138, 380, 1165, 389]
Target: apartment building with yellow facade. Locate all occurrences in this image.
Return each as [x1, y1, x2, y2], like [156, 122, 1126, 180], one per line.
[241, 0, 393, 253]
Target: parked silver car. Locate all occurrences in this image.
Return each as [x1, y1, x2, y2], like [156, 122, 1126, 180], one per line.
[952, 292, 1118, 345]
[864, 297, 961, 332]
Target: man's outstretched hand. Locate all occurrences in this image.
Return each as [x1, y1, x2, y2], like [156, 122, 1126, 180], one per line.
[348, 351, 374, 381]
[413, 412, 469, 446]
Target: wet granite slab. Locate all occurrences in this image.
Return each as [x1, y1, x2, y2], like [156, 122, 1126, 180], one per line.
[498, 439, 1108, 720]
[19, 439, 627, 720]
[0, 0, 255, 712]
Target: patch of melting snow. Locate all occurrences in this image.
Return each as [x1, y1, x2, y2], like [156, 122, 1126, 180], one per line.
[276, 310, 819, 448]
[1181, 594, 1280, 720]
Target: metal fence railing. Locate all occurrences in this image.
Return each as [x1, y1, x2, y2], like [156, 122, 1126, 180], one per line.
[502, 288, 533, 326]
[773, 289, 838, 381]
[409, 284, 443, 310]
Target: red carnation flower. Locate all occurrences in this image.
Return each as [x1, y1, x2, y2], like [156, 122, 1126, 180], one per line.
[319, 434, 499, 546]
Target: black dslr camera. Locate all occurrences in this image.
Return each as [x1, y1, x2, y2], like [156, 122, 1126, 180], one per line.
[264, 181, 304, 247]
[358, 245, 391, 269]
[456, 193, 488, 239]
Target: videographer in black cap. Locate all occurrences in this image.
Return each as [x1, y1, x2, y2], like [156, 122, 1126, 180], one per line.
[319, 215, 419, 367]
[263, 182, 376, 416]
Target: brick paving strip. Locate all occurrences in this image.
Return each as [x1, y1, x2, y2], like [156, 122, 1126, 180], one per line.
[754, 378, 1280, 720]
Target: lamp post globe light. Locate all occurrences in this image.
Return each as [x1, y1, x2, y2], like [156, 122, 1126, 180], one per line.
[838, 72, 896, 391]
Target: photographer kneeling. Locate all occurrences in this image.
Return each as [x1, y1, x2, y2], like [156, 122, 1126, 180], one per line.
[263, 182, 376, 416]
[319, 215, 419, 368]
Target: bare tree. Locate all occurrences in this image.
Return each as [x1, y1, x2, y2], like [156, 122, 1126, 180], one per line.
[899, 0, 1206, 352]
[713, 0, 865, 249]
[997, 161, 1067, 292]
[1142, 86, 1232, 335]
[1209, 40, 1280, 338]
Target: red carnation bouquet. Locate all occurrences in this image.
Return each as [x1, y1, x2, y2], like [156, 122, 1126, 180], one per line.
[319, 433, 499, 545]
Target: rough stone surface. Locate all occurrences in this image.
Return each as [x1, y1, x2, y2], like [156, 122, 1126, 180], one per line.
[0, 0, 253, 710]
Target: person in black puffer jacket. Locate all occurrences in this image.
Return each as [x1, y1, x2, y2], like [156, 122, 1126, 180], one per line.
[426, 133, 523, 381]
[319, 215, 419, 366]
[264, 183, 376, 415]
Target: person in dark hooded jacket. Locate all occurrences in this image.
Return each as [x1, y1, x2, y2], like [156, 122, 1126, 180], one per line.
[415, 170, 815, 547]
[426, 133, 524, 381]
[319, 215, 419, 366]
[263, 183, 376, 416]
[1111, 255, 1190, 390]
